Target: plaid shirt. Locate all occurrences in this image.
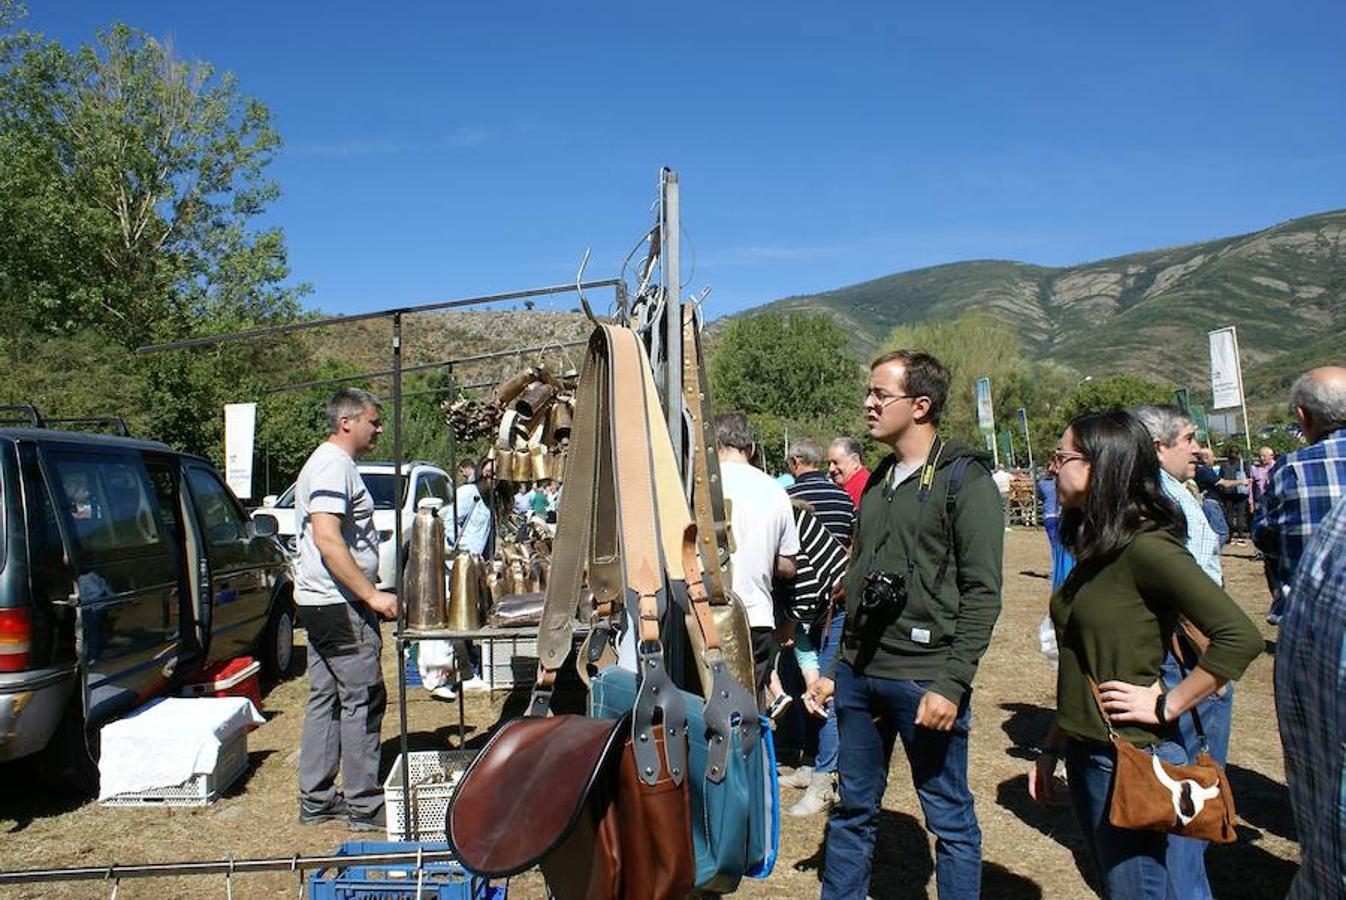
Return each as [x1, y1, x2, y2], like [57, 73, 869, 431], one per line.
[1252, 427, 1346, 593]
[1274, 495, 1346, 899]
[1160, 470, 1222, 585]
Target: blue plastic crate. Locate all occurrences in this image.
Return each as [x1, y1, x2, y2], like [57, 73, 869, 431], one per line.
[307, 841, 503, 900]
[404, 646, 424, 688]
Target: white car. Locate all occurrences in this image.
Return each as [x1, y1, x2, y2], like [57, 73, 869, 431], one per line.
[250, 460, 453, 589]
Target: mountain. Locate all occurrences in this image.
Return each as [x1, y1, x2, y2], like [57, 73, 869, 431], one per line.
[745, 209, 1346, 409]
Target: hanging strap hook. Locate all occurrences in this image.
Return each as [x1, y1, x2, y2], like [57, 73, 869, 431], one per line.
[575, 248, 599, 325]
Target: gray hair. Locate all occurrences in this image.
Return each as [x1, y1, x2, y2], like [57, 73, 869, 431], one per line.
[787, 438, 824, 467]
[830, 436, 862, 460]
[326, 388, 382, 434]
[1291, 369, 1346, 432]
[1129, 404, 1191, 447]
[713, 411, 755, 452]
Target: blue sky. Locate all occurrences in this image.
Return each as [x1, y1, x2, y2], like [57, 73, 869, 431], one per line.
[20, 2, 1346, 321]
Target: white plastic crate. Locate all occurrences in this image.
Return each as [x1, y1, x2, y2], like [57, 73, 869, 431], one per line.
[101, 728, 249, 807]
[382, 749, 477, 842]
[483, 635, 539, 690]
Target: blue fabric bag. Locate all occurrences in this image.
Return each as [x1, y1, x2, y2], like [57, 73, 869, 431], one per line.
[589, 665, 779, 892]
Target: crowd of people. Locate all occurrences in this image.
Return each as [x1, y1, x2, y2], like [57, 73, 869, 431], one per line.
[282, 356, 1346, 897]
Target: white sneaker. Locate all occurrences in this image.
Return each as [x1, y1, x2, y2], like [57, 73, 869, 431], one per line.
[459, 675, 491, 694]
[787, 772, 835, 816]
[778, 765, 814, 789]
[429, 685, 457, 701]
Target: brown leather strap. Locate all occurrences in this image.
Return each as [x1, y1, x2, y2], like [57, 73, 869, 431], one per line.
[681, 304, 734, 603]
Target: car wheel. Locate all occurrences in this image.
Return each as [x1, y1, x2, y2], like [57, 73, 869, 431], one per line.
[34, 697, 100, 797]
[261, 595, 296, 684]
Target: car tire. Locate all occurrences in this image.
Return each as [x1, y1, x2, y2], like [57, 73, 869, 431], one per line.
[261, 593, 297, 685]
[34, 696, 100, 797]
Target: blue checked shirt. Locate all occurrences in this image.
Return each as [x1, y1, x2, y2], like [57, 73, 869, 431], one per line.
[1160, 470, 1222, 585]
[1253, 427, 1346, 594]
[1274, 495, 1346, 899]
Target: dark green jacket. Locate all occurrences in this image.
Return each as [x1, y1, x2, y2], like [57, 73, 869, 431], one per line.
[840, 438, 1004, 706]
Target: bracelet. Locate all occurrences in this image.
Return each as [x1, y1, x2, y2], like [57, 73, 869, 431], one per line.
[1154, 692, 1169, 724]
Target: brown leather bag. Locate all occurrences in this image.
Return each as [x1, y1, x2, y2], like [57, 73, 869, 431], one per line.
[1088, 678, 1237, 844]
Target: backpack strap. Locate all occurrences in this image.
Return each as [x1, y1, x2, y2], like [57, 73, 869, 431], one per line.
[930, 456, 974, 598]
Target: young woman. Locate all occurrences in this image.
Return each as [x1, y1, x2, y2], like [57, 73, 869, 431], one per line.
[1028, 412, 1262, 899]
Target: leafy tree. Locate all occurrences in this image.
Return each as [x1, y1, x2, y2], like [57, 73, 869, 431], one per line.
[0, 15, 310, 460]
[710, 312, 863, 429]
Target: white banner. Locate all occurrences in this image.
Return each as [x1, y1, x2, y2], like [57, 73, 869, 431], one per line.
[975, 377, 995, 430]
[1208, 327, 1243, 410]
[224, 403, 257, 499]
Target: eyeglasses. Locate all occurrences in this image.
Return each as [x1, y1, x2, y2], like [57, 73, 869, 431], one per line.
[863, 388, 919, 409]
[1048, 449, 1087, 468]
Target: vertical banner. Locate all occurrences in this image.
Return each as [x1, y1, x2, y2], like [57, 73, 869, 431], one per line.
[1174, 388, 1190, 411]
[974, 377, 998, 465]
[1018, 407, 1034, 473]
[224, 403, 257, 499]
[1208, 327, 1243, 410]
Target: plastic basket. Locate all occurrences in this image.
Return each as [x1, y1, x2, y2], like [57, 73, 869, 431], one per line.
[307, 841, 503, 900]
[102, 728, 249, 807]
[382, 750, 477, 841]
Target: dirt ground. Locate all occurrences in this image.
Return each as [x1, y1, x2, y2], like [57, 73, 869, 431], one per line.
[0, 530, 1298, 898]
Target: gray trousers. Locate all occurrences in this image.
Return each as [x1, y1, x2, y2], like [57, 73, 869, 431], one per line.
[298, 601, 387, 815]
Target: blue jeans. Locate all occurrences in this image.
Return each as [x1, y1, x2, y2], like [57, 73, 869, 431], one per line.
[822, 662, 981, 900]
[812, 609, 846, 775]
[1064, 738, 1188, 900]
[1159, 651, 1234, 900]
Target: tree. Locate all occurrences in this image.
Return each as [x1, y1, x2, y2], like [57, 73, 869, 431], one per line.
[710, 312, 863, 428]
[0, 15, 310, 459]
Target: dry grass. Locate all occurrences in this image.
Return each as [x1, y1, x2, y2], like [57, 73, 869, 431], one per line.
[0, 531, 1297, 898]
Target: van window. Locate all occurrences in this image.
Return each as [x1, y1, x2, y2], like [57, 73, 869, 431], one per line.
[185, 468, 248, 549]
[48, 452, 164, 560]
[416, 473, 451, 505]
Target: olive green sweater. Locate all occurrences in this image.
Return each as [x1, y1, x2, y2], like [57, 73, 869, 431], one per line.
[1050, 527, 1263, 746]
[840, 439, 1004, 706]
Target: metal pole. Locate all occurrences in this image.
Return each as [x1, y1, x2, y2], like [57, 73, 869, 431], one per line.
[0, 849, 461, 885]
[391, 312, 412, 836]
[662, 169, 683, 472]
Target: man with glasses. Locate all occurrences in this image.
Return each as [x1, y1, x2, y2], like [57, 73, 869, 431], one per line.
[807, 350, 1004, 900]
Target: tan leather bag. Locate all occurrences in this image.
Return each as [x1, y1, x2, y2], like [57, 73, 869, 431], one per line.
[1089, 678, 1237, 844]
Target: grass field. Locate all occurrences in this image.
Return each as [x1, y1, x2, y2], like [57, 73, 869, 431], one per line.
[0, 530, 1298, 898]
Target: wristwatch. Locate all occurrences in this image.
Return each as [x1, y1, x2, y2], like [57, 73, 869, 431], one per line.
[1154, 692, 1169, 724]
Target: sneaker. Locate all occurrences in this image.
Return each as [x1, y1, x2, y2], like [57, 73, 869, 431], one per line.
[348, 805, 387, 832]
[459, 675, 491, 694]
[778, 765, 814, 789]
[429, 685, 458, 701]
[765, 693, 793, 721]
[298, 796, 348, 825]
[787, 772, 835, 817]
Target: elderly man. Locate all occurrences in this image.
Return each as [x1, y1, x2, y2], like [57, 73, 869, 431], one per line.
[786, 438, 855, 542]
[1254, 366, 1346, 623]
[1132, 404, 1230, 900]
[827, 436, 870, 509]
[715, 412, 800, 697]
[295, 388, 398, 831]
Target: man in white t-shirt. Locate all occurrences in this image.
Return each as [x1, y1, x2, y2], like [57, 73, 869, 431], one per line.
[713, 412, 800, 699]
[992, 465, 1013, 532]
[295, 388, 398, 831]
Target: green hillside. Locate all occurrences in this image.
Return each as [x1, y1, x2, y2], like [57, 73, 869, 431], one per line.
[742, 209, 1346, 409]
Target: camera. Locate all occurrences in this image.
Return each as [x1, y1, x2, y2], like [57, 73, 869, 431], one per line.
[860, 570, 906, 613]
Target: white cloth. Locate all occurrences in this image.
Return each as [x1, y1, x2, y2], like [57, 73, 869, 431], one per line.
[97, 697, 264, 800]
[720, 461, 801, 628]
[293, 442, 380, 607]
[992, 469, 1013, 497]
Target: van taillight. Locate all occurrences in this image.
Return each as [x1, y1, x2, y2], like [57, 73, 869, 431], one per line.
[0, 608, 32, 672]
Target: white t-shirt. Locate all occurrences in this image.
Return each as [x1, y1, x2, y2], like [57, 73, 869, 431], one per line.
[294, 442, 381, 607]
[720, 461, 801, 628]
[992, 469, 1013, 497]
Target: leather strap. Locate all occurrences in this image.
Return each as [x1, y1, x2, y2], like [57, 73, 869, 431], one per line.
[681, 304, 735, 598]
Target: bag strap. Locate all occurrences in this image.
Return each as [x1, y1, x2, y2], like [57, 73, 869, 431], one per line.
[930, 455, 973, 598]
[681, 304, 735, 603]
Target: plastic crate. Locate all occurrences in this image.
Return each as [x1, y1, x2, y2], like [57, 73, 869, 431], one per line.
[101, 727, 249, 807]
[307, 841, 503, 900]
[404, 646, 424, 689]
[483, 635, 538, 690]
[382, 750, 477, 841]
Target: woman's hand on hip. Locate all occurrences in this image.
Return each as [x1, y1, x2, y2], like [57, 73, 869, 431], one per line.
[1098, 679, 1163, 725]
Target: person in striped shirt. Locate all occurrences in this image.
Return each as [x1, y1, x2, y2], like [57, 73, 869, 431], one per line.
[786, 438, 856, 544]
